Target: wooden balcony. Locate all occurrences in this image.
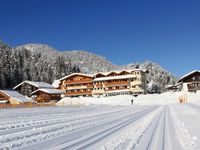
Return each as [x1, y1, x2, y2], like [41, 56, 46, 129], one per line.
[95, 84, 103, 88]
[0, 98, 8, 100]
[188, 86, 200, 91]
[66, 84, 93, 90]
[104, 81, 129, 87]
[106, 88, 129, 91]
[65, 91, 92, 96]
[63, 79, 93, 85]
[87, 85, 94, 88]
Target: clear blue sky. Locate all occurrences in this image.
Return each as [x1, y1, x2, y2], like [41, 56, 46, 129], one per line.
[0, 0, 200, 77]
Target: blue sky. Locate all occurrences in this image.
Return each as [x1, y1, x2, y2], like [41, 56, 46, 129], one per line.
[0, 0, 200, 77]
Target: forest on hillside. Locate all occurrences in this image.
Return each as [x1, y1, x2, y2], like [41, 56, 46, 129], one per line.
[0, 41, 80, 89]
[0, 40, 177, 92]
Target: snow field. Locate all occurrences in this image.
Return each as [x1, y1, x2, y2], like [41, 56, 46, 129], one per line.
[44, 106, 158, 150]
[0, 92, 200, 150]
[0, 105, 155, 149]
[57, 92, 200, 107]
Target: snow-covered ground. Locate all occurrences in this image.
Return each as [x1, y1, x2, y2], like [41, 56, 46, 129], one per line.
[0, 92, 200, 150]
[57, 91, 200, 106]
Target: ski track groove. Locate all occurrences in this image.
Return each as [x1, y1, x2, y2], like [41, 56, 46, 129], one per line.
[0, 107, 135, 135]
[0, 106, 156, 149]
[59, 106, 157, 150]
[18, 106, 158, 150]
[0, 104, 186, 150]
[144, 106, 167, 150]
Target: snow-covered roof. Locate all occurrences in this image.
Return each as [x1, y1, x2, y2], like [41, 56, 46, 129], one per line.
[106, 71, 120, 76]
[93, 72, 110, 76]
[177, 70, 200, 83]
[165, 84, 174, 88]
[52, 80, 61, 88]
[56, 69, 147, 83]
[94, 69, 147, 77]
[0, 90, 35, 103]
[164, 84, 179, 90]
[59, 73, 93, 81]
[0, 100, 8, 103]
[14, 81, 54, 89]
[31, 88, 64, 95]
[94, 74, 136, 82]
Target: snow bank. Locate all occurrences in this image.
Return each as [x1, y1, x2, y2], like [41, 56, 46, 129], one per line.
[57, 92, 200, 106]
[56, 95, 133, 106]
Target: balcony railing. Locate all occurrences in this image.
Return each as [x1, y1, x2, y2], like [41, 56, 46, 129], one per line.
[0, 98, 8, 100]
[104, 81, 129, 87]
[106, 88, 129, 91]
[188, 86, 200, 91]
[63, 79, 93, 85]
[87, 85, 94, 88]
[65, 91, 92, 96]
[66, 84, 93, 90]
[94, 84, 103, 88]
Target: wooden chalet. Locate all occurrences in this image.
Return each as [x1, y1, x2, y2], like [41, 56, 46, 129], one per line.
[177, 70, 200, 92]
[58, 73, 94, 97]
[0, 90, 35, 104]
[31, 89, 64, 103]
[13, 81, 54, 97]
[54, 69, 148, 97]
[93, 73, 134, 96]
[93, 69, 148, 96]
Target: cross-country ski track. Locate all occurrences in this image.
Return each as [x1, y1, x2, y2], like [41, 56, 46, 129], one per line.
[0, 102, 200, 150]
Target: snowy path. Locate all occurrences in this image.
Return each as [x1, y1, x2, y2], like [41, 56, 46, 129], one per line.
[0, 103, 199, 150]
[134, 106, 183, 150]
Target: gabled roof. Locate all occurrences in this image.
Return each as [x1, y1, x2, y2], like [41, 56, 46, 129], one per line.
[117, 70, 131, 74]
[93, 72, 107, 77]
[59, 73, 93, 81]
[93, 69, 147, 77]
[177, 70, 200, 83]
[0, 90, 35, 103]
[31, 88, 64, 95]
[13, 81, 54, 89]
[56, 69, 148, 84]
[106, 71, 119, 76]
[93, 74, 136, 82]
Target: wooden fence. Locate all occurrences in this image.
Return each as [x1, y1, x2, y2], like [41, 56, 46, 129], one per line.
[0, 103, 56, 109]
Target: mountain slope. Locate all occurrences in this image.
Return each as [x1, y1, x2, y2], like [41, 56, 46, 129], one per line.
[0, 41, 177, 92]
[125, 61, 178, 92]
[0, 42, 79, 89]
[15, 44, 177, 92]
[16, 44, 119, 73]
[15, 44, 60, 60]
[63, 50, 119, 73]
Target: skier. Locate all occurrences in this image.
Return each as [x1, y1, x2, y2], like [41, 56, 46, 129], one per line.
[131, 99, 133, 105]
